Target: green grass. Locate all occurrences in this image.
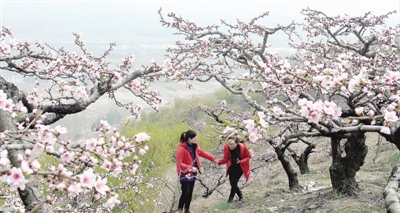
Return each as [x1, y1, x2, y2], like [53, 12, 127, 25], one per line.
[387, 152, 400, 163]
[383, 174, 390, 181]
[322, 174, 331, 179]
[332, 191, 341, 199]
[216, 202, 233, 211]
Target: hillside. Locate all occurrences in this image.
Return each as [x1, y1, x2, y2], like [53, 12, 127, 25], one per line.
[167, 133, 396, 213]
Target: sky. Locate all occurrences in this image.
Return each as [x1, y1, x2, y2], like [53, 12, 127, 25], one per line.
[1, 0, 399, 49]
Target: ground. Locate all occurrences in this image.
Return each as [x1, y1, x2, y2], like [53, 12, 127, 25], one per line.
[167, 133, 397, 213]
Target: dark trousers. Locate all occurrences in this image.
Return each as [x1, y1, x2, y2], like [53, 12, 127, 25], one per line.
[228, 165, 243, 198]
[178, 181, 195, 209]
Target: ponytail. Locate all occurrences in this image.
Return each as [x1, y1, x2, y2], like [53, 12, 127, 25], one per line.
[180, 130, 197, 143]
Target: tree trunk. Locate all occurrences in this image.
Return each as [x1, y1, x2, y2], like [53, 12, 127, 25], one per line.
[329, 133, 367, 195]
[276, 147, 300, 191]
[292, 143, 315, 174]
[0, 79, 52, 212]
[383, 161, 400, 213]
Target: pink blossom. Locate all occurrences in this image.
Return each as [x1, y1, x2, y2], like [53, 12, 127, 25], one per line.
[347, 75, 365, 93]
[128, 54, 135, 63]
[313, 75, 332, 90]
[259, 119, 267, 128]
[56, 182, 66, 191]
[308, 111, 322, 124]
[130, 80, 141, 92]
[220, 100, 226, 106]
[243, 119, 255, 131]
[273, 106, 285, 116]
[7, 167, 29, 191]
[130, 163, 139, 175]
[86, 138, 98, 151]
[138, 148, 146, 156]
[30, 160, 40, 171]
[261, 82, 269, 90]
[384, 111, 398, 122]
[21, 161, 33, 174]
[3, 99, 13, 112]
[222, 126, 236, 135]
[0, 133, 6, 140]
[0, 150, 10, 168]
[241, 73, 250, 79]
[67, 183, 82, 195]
[298, 98, 311, 107]
[384, 70, 400, 83]
[367, 110, 375, 116]
[300, 107, 310, 117]
[322, 101, 338, 116]
[63, 85, 72, 94]
[134, 132, 150, 142]
[9, 38, 18, 46]
[54, 125, 68, 135]
[380, 126, 391, 135]
[104, 194, 121, 209]
[95, 177, 110, 195]
[96, 146, 105, 155]
[310, 100, 323, 112]
[387, 103, 397, 111]
[111, 167, 122, 177]
[101, 160, 112, 171]
[74, 87, 88, 100]
[351, 119, 359, 125]
[355, 107, 364, 116]
[248, 132, 259, 143]
[163, 58, 173, 70]
[79, 168, 95, 188]
[60, 152, 74, 163]
[29, 143, 44, 160]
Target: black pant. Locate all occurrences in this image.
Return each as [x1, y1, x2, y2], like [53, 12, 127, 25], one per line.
[228, 165, 243, 198]
[178, 181, 195, 209]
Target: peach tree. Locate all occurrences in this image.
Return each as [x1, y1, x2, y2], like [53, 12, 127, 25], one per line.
[0, 26, 175, 212]
[159, 7, 400, 201]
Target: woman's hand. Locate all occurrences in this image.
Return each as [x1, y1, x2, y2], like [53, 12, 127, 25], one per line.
[191, 167, 198, 172]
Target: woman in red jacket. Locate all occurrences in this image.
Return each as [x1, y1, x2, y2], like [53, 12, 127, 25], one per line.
[174, 130, 217, 213]
[218, 137, 252, 203]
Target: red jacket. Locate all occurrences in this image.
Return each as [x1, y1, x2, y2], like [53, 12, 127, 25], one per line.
[218, 143, 252, 181]
[175, 141, 216, 175]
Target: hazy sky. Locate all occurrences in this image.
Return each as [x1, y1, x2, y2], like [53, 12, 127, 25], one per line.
[0, 0, 399, 68]
[1, 0, 399, 45]
[0, 0, 399, 80]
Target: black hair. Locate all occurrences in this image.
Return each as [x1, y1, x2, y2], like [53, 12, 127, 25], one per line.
[227, 136, 239, 144]
[180, 130, 197, 143]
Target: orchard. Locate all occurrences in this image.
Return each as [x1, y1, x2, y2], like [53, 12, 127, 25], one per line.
[1, 6, 400, 213]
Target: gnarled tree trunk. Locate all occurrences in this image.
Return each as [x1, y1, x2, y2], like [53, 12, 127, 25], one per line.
[275, 147, 300, 191]
[1, 79, 52, 212]
[329, 132, 367, 195]
[291, 143, 315, 174]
